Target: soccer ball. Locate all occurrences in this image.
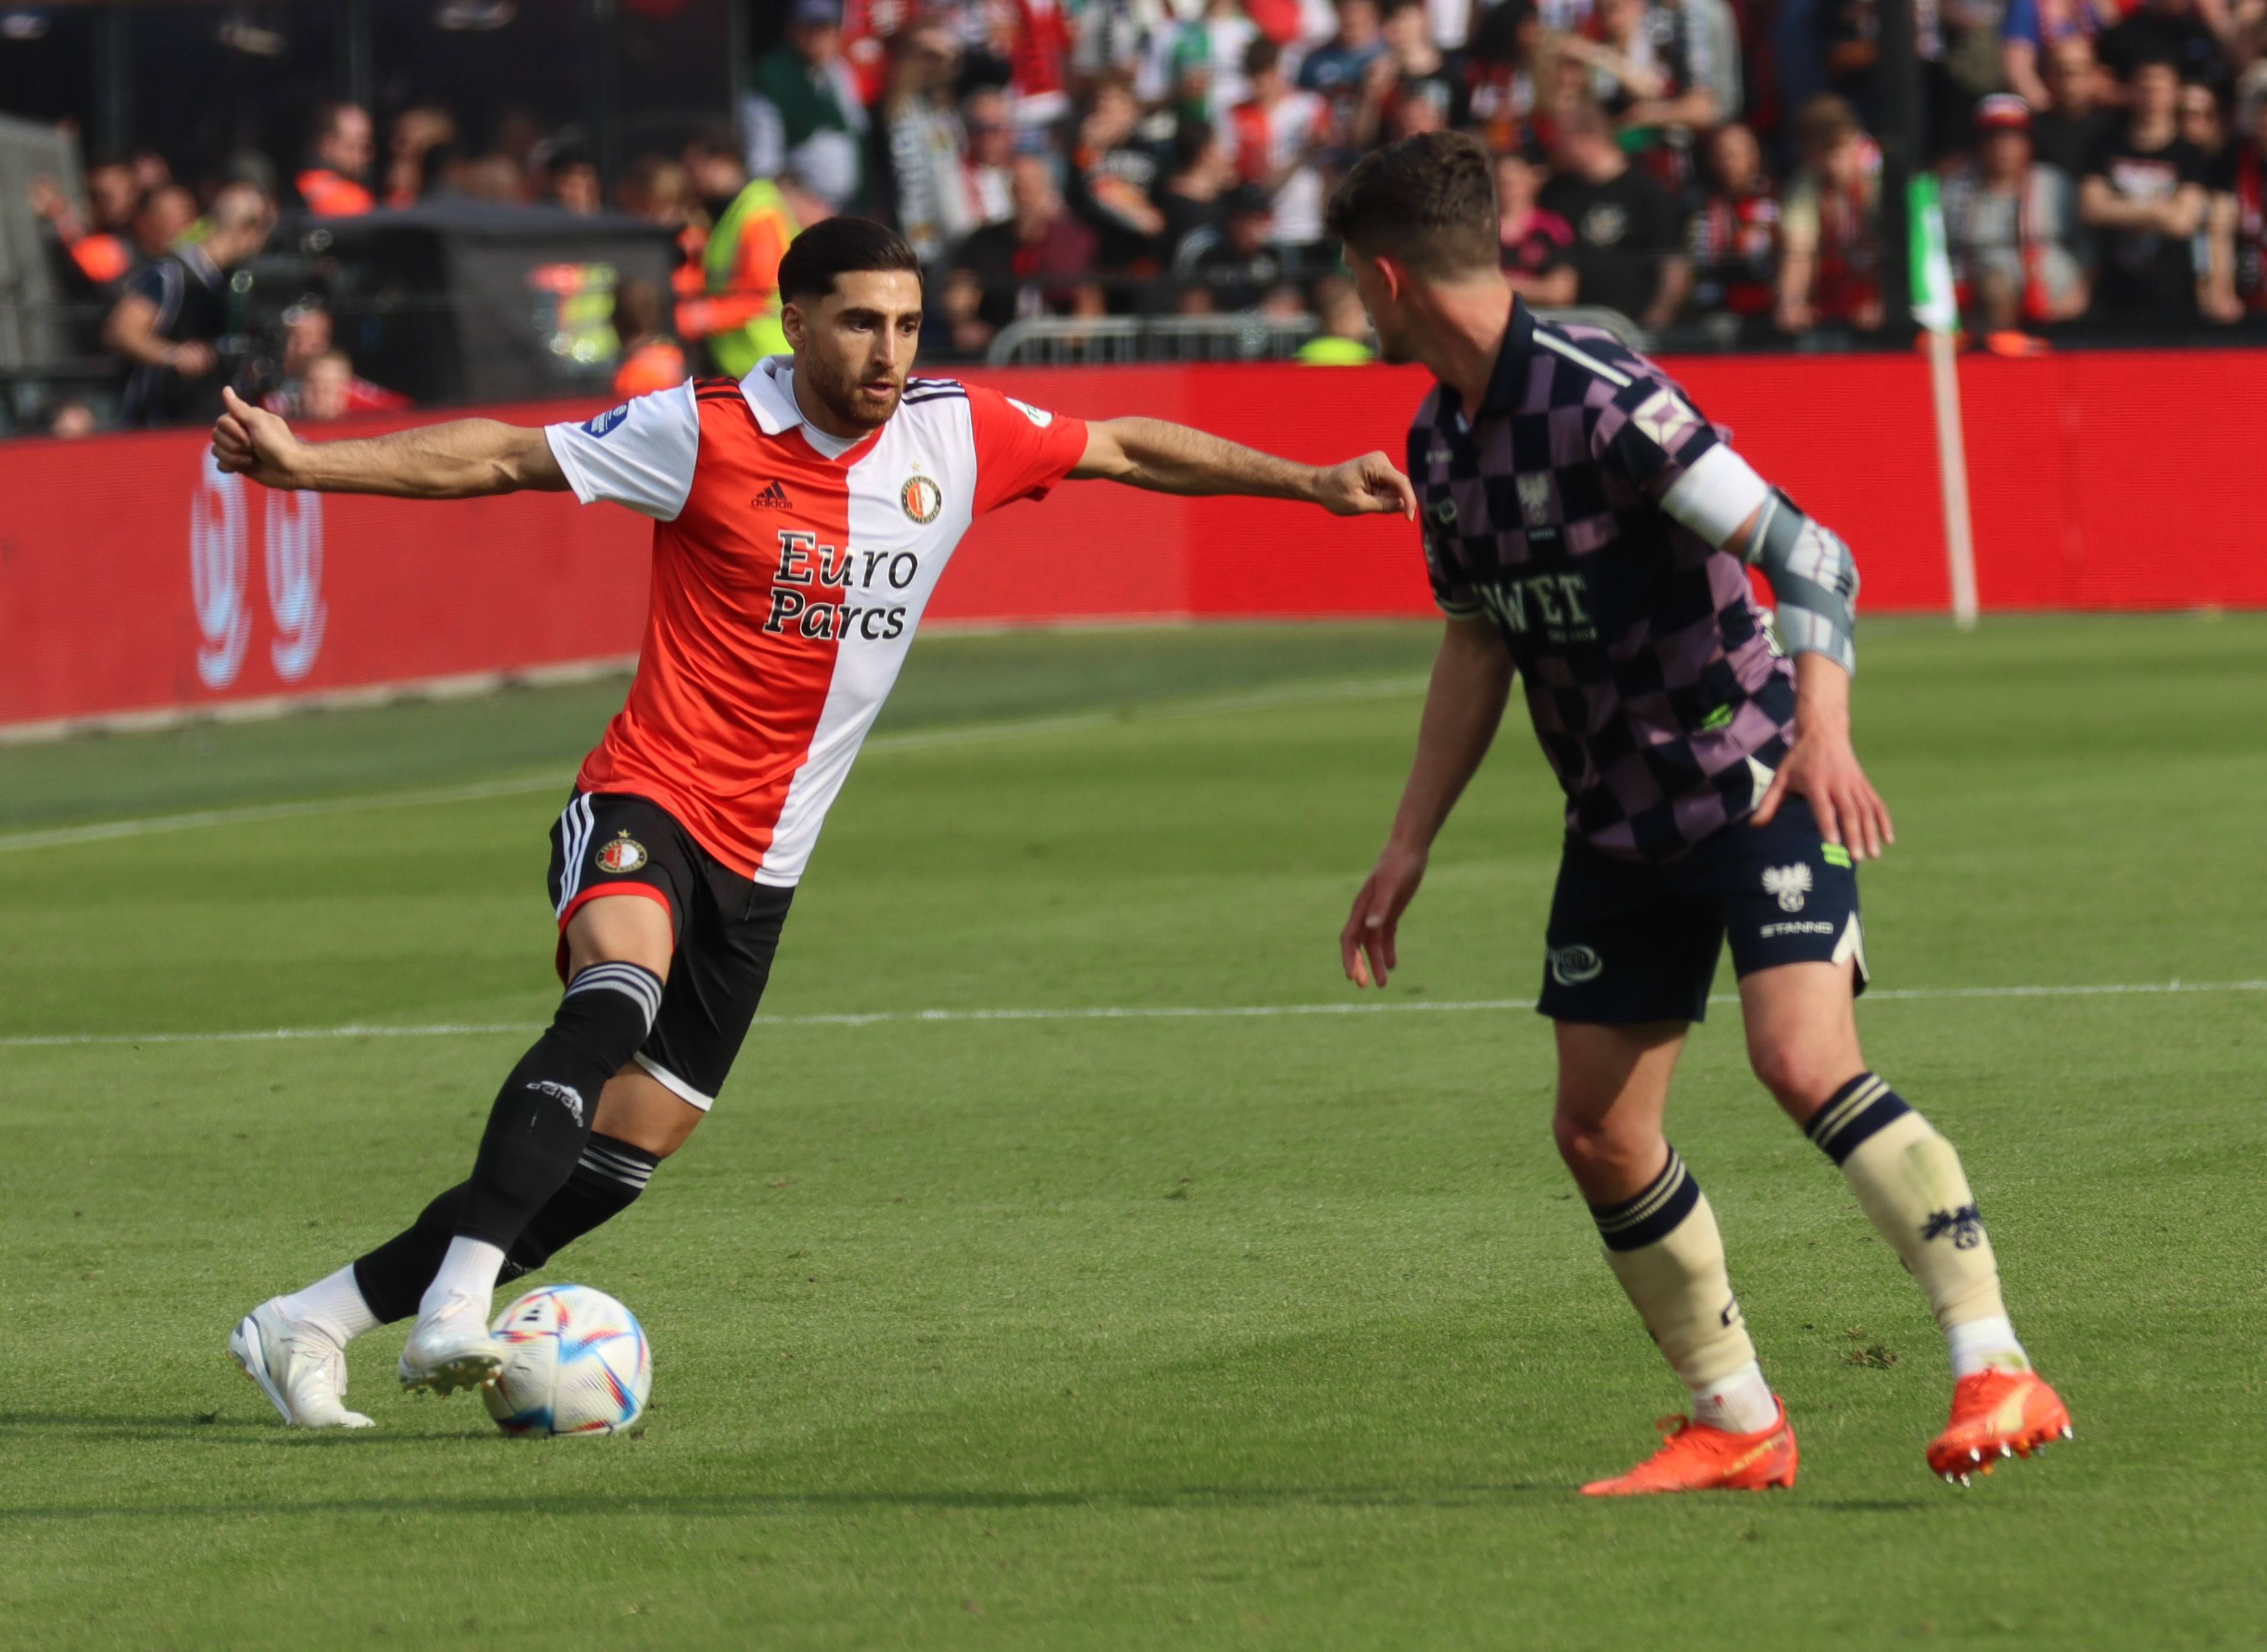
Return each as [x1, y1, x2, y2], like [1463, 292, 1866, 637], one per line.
[482, 1284, 652, 1437]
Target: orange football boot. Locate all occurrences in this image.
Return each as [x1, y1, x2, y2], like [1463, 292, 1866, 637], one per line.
[1928, 1369, 2072, 1485]
[1580, 1398, 1799, 1496]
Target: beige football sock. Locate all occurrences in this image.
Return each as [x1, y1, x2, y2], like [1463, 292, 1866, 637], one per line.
[1807, 1074, 2021, 1363]
[1591, 1147, 1761, 1399]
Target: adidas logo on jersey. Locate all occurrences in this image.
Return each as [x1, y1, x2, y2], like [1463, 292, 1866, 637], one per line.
[753, 480, 792, 508]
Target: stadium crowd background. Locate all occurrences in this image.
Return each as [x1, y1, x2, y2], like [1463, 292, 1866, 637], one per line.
[11, 0, 2267, 437]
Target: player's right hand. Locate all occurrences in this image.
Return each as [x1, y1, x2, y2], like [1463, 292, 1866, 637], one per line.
[1314, 451, 1418, 519]
[211, 385, 303, 490]
[1340, 840, 1428, 989]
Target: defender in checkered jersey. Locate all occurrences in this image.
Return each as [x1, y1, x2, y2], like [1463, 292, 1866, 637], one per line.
[205, 217, 1417, 1425]
[1329, 133, 2070, 1493]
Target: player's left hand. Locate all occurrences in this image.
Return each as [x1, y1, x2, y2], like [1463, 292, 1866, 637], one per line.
[1312, 452, 1417, 519]
[211, 385, 305, 490]
[1753, 725, 1894, 861]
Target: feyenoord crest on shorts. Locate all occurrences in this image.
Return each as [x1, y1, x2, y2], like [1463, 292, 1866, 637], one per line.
[596, 833, 648, 874]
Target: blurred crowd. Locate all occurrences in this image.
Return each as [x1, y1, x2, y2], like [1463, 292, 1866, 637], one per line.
[23, 0, 2267, 433]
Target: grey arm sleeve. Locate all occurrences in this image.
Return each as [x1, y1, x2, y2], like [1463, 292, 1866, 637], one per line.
[1744, 489, 1858, 675]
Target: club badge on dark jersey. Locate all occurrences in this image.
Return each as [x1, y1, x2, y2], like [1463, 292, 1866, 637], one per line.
[596, 833, 648, 874]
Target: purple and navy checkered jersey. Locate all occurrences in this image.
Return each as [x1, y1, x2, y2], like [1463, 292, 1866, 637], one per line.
[1410, 299, 1796, 863]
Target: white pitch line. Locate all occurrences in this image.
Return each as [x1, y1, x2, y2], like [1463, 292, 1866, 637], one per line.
[0, 675, 1430, 854]
[4, 979, 2259, 1049]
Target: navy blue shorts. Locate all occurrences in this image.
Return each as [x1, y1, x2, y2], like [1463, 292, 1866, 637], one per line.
[1538, 796, 1867, 1025]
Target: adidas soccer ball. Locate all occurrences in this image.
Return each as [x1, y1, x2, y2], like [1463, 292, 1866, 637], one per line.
[482, 1284, 652, 1437]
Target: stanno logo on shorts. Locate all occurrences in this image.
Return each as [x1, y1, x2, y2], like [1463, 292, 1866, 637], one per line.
[596, 833, 648, 874]
[1762, 863, 1812, 912]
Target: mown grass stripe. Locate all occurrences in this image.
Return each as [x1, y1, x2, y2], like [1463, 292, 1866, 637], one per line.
[4, 978, 2258, 1048]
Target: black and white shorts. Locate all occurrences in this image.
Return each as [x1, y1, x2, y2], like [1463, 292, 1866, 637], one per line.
[546, 791, 793, 1111]
[1538, 795, 1867, 1025]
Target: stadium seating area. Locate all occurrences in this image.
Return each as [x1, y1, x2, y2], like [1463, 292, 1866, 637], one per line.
[8, 0, 2267, 435]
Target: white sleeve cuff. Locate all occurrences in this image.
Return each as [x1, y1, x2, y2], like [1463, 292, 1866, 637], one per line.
[1659, 444, 1772, 550]
[544, 423, 603, 507]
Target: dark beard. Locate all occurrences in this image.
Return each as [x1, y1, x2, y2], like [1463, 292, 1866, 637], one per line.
[802, 357, 899, 431]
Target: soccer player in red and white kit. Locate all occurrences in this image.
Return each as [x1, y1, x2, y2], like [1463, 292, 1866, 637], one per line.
[212, 218, 1417, 1425]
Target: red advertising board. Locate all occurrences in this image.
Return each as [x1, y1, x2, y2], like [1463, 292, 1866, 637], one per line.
[0, 351, 2258, 734]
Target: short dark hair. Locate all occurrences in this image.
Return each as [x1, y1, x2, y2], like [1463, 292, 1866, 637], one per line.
[1324, 130, 1497, 277]
[776, 217, 922, 305]
[1244, 35, 1281, 76]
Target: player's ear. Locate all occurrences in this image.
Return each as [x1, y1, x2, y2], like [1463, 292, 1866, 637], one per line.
[781, 299, 807, 351]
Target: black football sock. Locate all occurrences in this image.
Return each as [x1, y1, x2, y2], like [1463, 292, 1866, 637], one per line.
[454, 960, 663, 1250]
[352, 1131, 665, 1324]
[516, 1134, 661, 1268]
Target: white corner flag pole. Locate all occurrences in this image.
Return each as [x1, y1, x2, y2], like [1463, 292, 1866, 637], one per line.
[1910, 175, 1980, 630]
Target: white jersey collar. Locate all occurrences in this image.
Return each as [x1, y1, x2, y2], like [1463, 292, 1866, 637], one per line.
[743, 355, 863, 459]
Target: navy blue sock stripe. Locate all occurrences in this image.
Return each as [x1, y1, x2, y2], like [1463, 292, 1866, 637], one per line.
[1589, 1147, 1703, 1252]
[1806, 1071, 1913, 1164]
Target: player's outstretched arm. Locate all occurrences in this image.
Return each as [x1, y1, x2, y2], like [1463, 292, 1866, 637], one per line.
[1069, 416, 1416, 518]
[210, 386, 568, 498]
[1341, 618, 1513, 989]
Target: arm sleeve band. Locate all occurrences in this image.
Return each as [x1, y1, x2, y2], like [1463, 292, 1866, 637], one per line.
[1746, 489, 1860, 675]
[1658, 444, 1772, 545]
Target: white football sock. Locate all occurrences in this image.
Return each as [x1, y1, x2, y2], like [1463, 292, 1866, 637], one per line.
[277, 1264, 380, 1346]
[417, 1236, 508, 1321]
[1945, 1313, 2031, 1379]
[1690, 1359, 1779, 1434]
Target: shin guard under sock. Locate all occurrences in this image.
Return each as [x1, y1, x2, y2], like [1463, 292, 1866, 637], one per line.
[455, 961, 662, 1251]
[1808, 1073, 2023, 1366]
[351, 1133, 665, 1324]
[1590, 1147, 1763, 1406]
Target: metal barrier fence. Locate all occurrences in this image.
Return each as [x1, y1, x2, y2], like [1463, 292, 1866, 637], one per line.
[984, 305, 1652, 367]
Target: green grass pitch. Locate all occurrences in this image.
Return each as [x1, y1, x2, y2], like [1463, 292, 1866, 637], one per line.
[1, 616, 2261, 1650]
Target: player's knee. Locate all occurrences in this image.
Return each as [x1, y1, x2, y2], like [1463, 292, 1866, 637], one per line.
[1747, 1038, 1841, 1114]
[592, 1065, 704, 1159]
[1552, 1108, 1631, 1181]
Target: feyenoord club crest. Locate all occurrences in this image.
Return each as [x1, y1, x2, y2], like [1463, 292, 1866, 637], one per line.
[900, 472, 943, 525]
[596, 832, 648, 874]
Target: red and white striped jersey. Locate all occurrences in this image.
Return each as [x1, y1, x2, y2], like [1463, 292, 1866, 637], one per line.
[544, 355, 1089, 884]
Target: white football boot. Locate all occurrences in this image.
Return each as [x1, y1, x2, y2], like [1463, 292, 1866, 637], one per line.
[229, 1300, 375, 1428]
[397, 1289, 504, 1395]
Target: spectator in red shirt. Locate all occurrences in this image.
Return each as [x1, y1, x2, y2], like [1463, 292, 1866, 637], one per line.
[1776, 93, 1884, 332]
[296, 102, 377, 218]
[1497, 148, 1578, 304]
[261, 302, 411, 419]
[1688, 122, 1781, 320]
